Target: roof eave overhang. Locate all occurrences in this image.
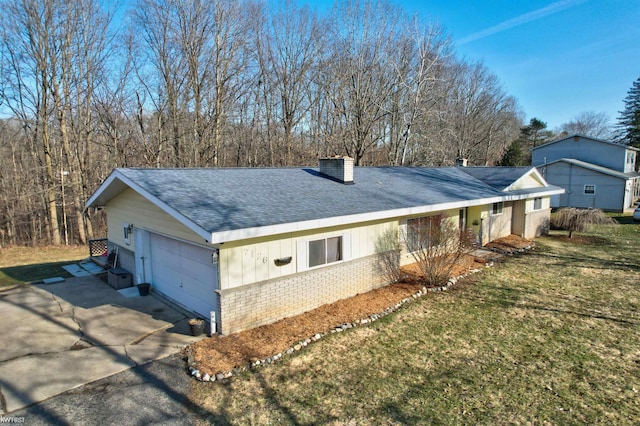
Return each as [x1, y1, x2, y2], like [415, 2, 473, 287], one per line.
[504, 167, 546, 191]
[530, 135, 640, 152]
[86, 170, 212, 242]
[544, 159, 635, 180]
[209, 188, 565, 244]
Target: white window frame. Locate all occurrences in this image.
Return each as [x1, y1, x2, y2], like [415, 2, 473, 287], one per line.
[627, 152, 635, 165]
[584, 185, 596, 195]
[309, 236, 342, 267]
[533, 197, 542, 210]
[297, 234, 351, 272]
[491, 202, 504, 216]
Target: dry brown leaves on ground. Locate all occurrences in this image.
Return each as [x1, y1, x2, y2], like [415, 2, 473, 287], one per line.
[190, 236, 528, 376]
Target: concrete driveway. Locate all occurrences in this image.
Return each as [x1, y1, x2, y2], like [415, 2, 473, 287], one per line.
[0, 276, 206, 414]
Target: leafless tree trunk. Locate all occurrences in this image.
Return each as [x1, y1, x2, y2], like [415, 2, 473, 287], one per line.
[252, 0, 324, 166]
[1, 0, 62, 244]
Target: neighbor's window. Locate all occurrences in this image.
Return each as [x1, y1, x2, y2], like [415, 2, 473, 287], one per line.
[491, 202, 504, 216]
[308, 236, 342, 267]
[584, 185, 596, 195]
[533, 197, 542, 210]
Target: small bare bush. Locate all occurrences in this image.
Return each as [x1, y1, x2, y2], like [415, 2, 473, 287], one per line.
[375, 228, 402, 283]
[403, 213, 476, 285]
[552, 208, 617, 238]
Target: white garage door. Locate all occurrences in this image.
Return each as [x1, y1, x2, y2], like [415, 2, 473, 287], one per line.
[149, 233, 218, 319]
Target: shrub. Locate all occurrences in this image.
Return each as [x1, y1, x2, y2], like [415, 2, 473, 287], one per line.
[551, 208, 617, 238]
[402, 213, 476, 285]
[374, 228, 402, 284]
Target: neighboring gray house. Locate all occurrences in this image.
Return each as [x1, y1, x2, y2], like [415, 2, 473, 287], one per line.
[531, 135, 640, 211]
[87, 158, 562, 334]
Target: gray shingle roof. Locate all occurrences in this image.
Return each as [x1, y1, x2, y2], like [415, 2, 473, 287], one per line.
[115, 166, 506, 234]
[458, 167, 534, 190]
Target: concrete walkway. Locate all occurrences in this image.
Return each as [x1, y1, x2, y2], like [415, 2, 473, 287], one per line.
[0, 276, 206, 414]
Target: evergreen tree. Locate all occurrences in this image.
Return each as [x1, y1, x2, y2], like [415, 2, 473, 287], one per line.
[499, 117, 554, 165]
[616, 76, 640, 148]
[499, 139, 526, 166]
[521, 117, 553, 147]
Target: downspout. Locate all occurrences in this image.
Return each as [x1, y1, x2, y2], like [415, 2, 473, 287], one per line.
[567, 163, 573, 207]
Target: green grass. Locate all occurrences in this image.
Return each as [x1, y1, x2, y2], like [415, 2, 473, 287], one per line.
[192, 218, 640, 425]
[0, 245, 88, 288]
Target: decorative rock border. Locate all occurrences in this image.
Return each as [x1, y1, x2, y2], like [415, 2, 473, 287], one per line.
[486, 241, 534, 256]
[187, 260, 500, 382]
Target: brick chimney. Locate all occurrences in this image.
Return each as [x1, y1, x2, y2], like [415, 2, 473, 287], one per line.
[455, 157, 468, 167]
[319, 156, 354, 184]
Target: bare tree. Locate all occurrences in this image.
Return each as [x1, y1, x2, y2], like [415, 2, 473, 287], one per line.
[323, 0, 407, 165]
[1, 0, 62, 244]
[387, 20, 451, 166]
[557, 111, 613, 140]
[252, 0, 324, 165]
[0, 0, 537, 246]
[133, 0, 189, 167]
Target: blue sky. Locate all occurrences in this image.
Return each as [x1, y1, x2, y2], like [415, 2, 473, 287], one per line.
[308, 0, 640, 131]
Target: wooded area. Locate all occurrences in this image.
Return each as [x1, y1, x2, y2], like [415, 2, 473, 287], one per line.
[0, 0, 524, 246]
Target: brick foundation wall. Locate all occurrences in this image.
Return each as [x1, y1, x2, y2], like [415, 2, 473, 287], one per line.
[218, 254, 388, 335]
[107, 242, 136, 277]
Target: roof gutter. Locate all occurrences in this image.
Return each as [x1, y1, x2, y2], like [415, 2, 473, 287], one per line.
[209, 187, 565, 244]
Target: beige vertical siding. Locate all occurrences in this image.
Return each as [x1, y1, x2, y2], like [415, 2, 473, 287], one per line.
[218, 219, 397, 290]
[106, 188, 207, 249]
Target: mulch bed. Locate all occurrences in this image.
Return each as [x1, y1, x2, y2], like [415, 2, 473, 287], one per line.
[189, 235, 529, 377]
[485, 234, 533, 253]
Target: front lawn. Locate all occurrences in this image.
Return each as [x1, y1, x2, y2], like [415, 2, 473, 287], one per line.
[0, 245, 88, 288]
[190, 218, 640, 424]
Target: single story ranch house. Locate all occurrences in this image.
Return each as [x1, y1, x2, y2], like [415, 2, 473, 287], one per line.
[86, 157, 563, 334]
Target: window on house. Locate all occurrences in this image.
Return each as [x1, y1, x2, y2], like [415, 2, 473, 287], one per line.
[584, 185, 596, 195]
[491, 202, 503, 216]
[627, 152, 635, 164]
[533, 197, 542, 210]
[308, 236, 342, 267]
[406, 216, 442, 252]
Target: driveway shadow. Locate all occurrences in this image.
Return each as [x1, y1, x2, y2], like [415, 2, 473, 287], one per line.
[0, 275, 207, 417]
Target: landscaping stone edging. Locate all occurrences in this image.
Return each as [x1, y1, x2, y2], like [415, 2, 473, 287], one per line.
[486, 242, 534, 256]
[187, 261, 498, 382]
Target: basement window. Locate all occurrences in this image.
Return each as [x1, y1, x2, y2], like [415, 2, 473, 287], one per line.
[491, 202, 504, 216]
[308, 236, 342, 268]
[584, 185, 596, 195]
